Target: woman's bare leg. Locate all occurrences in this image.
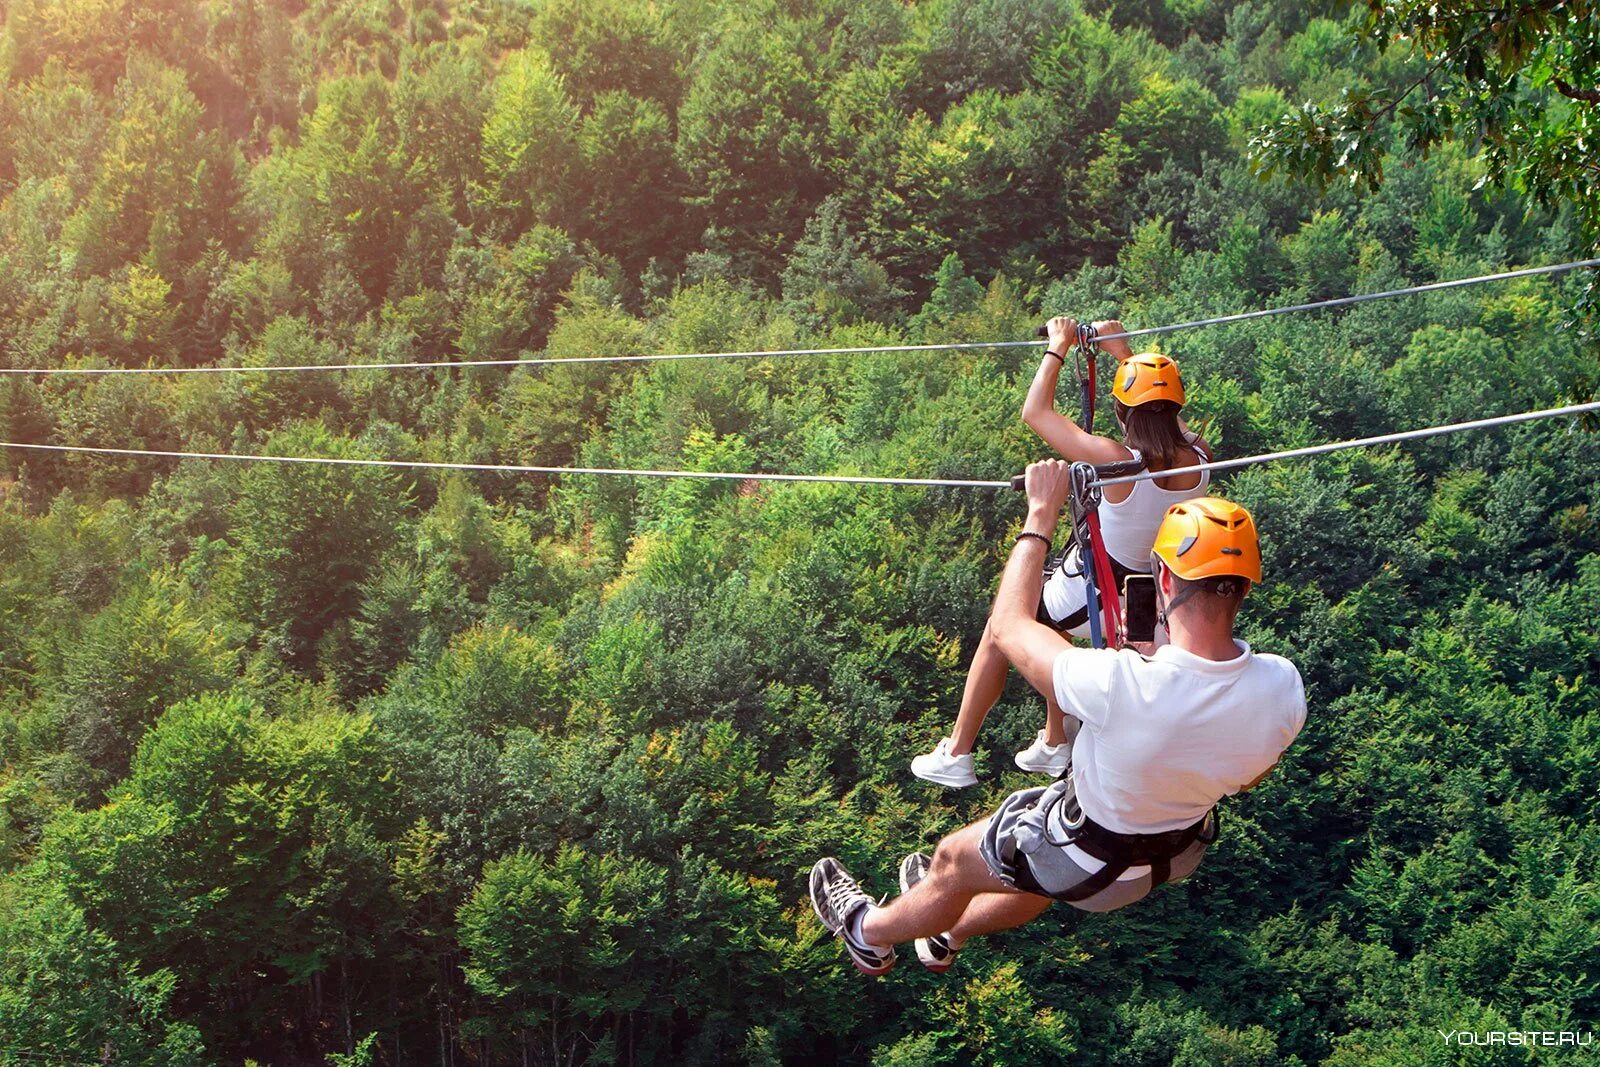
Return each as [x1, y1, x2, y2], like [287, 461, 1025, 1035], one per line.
[1042, 693, 1081, 748]
[947, 620, 1010, 755]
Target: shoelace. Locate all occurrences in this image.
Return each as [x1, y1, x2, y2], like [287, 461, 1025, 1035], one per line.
[825, 873, 870, 927]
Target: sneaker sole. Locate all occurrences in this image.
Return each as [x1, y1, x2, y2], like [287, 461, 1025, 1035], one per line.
[846, 947, 896, 976]
[910, 761, 978, 788]
[809, 860, 895, 977]
[897, 854, 927, 896]
[898, 854, 955, 973]
[1014, 754, 1070, 774]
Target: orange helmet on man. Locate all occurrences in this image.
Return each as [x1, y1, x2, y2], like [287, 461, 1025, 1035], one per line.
[1150, 496, 1261, 583]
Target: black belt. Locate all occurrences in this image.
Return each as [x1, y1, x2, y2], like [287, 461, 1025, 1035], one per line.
[1025, 804, 1218, 904]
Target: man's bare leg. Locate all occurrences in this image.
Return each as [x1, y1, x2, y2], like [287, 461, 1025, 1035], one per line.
[948, 622, 1009, 755]
[860, 820, 1025, 946]
[947, 891, 1053, 949]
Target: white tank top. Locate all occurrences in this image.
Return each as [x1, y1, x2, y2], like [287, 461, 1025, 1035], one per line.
[1099, 433, 1210, 570]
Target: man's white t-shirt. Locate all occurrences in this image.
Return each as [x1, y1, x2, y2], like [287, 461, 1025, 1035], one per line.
[1051, 640, 1307, 834]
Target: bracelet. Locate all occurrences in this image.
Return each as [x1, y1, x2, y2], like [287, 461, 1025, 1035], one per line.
[1014, 530, 1053, 552]
[1044, 348, 1066, 364]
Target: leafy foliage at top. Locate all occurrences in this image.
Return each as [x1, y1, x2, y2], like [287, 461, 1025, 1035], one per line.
[1251, 1, 1600, 252]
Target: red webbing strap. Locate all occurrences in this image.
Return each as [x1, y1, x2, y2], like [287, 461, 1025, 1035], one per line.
[1083, 509, 1124, 646]
[1085, 353, 1097, 428]
[1076, 323, 1099, 429]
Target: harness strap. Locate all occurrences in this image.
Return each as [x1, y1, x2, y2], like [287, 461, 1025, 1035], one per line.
[1069, 813, 1210, 866]
[1083, 508, 1125, 647]
[1053, 861, 1123, 903]
[1075, 323, 1099, 428]
[1053, 811, 1213, 902]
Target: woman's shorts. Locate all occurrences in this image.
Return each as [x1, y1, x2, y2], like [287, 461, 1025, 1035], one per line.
[977, 774, 1213, 912]
[1038, 546, 1138, 640]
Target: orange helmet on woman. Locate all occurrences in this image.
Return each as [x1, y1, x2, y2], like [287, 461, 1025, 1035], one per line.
[1150, 497, 1261, 582]
[1112, 354, 1185, 408]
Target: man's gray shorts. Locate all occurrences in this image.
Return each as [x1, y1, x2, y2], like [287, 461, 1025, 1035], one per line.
[978, 774, 1213, 912]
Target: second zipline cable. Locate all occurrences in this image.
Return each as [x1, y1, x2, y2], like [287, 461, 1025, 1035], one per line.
[0, 259, 1595, 377]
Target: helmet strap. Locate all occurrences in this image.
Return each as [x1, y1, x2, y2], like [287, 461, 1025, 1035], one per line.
[1161, 582, 1207, 623]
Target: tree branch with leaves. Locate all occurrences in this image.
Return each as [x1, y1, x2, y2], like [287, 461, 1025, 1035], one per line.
[1250, 1, 1600, 246]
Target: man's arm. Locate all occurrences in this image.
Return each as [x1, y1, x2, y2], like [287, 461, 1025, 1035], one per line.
[1239, 764, 1276, 793]
[988, 460, 1076, 699]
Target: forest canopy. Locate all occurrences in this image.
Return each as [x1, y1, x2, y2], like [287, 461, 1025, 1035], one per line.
[0, 0, 1597, 1064]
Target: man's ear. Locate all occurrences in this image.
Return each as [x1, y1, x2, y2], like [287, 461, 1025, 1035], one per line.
[1155, 559, 1173, 596]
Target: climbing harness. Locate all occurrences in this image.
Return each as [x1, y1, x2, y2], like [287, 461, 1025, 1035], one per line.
[1052, 457, 1146, 649]
[1021, 772, 1219, 902]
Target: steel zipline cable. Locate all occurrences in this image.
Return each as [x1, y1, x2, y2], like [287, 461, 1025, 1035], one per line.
[0, 258, 1596, 377]
[2, 401, 1597, 488]
[1091, 400, 1600, 488]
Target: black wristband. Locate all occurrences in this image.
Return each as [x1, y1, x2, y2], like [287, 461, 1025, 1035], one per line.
[1014, 530, 1053, 552]
[1044, 347, 1066, 363]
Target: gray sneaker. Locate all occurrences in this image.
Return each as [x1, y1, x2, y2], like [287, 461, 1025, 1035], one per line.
[898, 852, 957, 972]
[809, 858, 896, 976]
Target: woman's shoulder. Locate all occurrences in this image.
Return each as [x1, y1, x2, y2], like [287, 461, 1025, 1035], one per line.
[1182, 430, 1213, 462]
[1074, 434, 1139, 466]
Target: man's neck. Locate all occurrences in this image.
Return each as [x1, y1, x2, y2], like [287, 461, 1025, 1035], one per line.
[1166, 614, 1243, 662]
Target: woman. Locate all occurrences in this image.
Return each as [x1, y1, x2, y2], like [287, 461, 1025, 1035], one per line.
[911, 316, 1214, 787]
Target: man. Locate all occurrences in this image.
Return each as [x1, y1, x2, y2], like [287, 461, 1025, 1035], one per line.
[809, 459, 1306, 975]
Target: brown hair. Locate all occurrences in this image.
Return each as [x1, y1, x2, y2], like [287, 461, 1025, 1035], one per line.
[1115, 399, 1187, 470]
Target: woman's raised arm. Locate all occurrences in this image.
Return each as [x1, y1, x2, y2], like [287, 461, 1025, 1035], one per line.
[1022, 315, 1136, 466]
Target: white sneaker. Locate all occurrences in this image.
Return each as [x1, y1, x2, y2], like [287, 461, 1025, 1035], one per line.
[899, 853, 957, 972]
[1014, 730, 1071, 775]
[910, 738, 978, 788]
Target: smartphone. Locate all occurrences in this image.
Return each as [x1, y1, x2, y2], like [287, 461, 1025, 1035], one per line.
[1122, 574, 1157, 644]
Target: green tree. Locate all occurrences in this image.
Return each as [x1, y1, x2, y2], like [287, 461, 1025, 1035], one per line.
[1114, 73, 1228, 175]
[458, 845, 665, 1062]
[525, 0, 683, 109]
[780, 196, 906, 330]
[63, 55, 241, 280]
[904, 0, 1074, 113]
[478, 47, 581, 232]
[56, 569, 237, 794]
[1280, 209, 1356, 299]
[225, 423, 411, 669]
[0, 877, 205, 1065]
[676, 11, 831, 283]
[574, 91, 683, 272]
